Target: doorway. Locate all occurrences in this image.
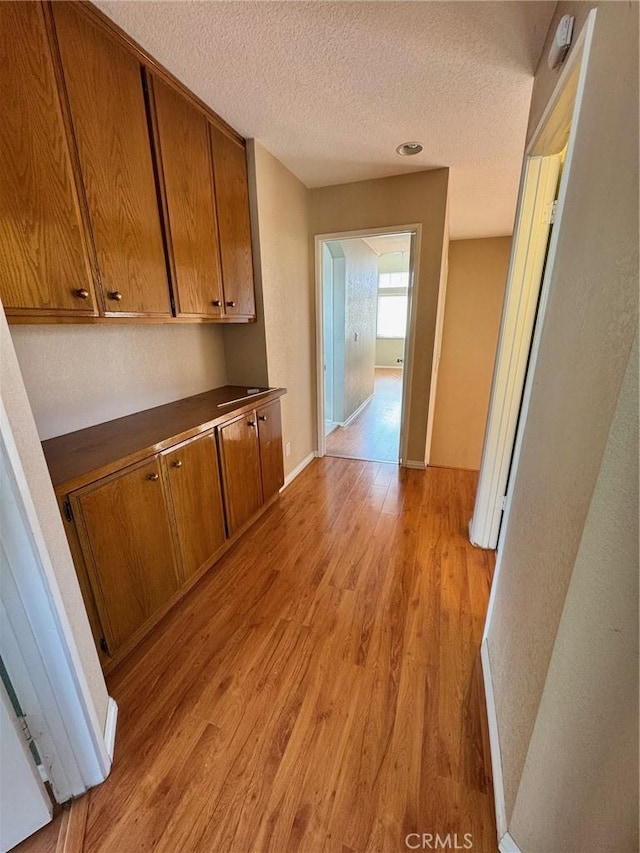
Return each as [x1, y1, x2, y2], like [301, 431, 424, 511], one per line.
[317, 229, 417, 464]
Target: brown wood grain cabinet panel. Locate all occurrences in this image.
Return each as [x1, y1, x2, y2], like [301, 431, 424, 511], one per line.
[257, 399, 284, 501]
[209, 125, 256, 318]
[162, 432, 226, 582]
[71, 457, 180, 653]
[52, 2, 171, 317]
[218, 411, 263, 535]
[0, 2, 97, 316]
[150, 75, 224, 318]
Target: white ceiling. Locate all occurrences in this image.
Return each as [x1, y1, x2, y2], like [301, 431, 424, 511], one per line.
[95, 1, 556, 239]
[362, 234, 413, 256]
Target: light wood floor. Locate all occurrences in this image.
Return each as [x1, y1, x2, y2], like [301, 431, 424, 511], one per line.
[19, 458, 497, 853]
[326, 369, 402, 463]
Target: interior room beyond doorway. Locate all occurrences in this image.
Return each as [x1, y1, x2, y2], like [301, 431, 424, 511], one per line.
[322, 232, 412, 464]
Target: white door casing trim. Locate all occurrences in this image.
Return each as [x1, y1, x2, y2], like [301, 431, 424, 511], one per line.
[469, 154, 561, 548]
[471, 9, 597, 554]
[0, 397, 115, 801]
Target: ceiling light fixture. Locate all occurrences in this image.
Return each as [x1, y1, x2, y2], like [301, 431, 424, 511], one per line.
[396, 141, 423, 156]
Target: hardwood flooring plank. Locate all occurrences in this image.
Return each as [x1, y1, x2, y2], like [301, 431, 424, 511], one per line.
[77, 459, 496, 853]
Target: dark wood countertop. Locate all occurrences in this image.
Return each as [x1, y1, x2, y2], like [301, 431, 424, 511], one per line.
[42, 385, 286, 493]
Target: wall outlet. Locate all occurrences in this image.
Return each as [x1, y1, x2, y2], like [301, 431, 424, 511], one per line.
[285, 441, 291, 457]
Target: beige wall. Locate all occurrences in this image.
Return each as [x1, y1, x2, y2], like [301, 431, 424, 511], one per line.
[486, 0, 639, 838]
[0, 304, 109, 729]
[11, 324, 227, 440]
[342, 239, 378, 421]
[510, 333, 639, 852]
[251, 142, 315, 476]
[310, 169, 449, 465]
[375, 338, 404, 367]
[430, 237, 510, 470]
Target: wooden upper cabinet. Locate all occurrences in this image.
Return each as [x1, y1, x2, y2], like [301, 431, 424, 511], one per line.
[162, 432, 226, 581]
[149, 76, 224, 318]
[0, 2, 97, 317]
[70, 456, 180, 655]
[217, 411, 263, 535]
[257, 400, 285, 501]
[51, 2, 171, 317]
[209, 126, 256, 318]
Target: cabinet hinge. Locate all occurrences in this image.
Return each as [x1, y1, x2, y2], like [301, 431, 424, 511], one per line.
[99, 637, 110, 655]
[549, 199, 558, 224]
[18, 715, 33, 744]
[63, 500, 73, 522]
[501, 495, 507, 511]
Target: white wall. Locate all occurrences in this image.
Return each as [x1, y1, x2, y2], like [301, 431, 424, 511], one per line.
[486, 0, 639, 842]
[509, 333, 638, 852]
[375, 338, 404, 368]
[11, 325, 227, 440]
[250, 142, 315, 475]
[341, 239, 379, 422]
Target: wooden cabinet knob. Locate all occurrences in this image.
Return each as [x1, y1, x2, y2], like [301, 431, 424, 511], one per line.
[212, 299, 221, 307]
[171, 460, 182, 468]
[226, 300, 236, 308]
[258, 415, 267, 422]
[108, 291, 123, 301]
[147, 472, 159, 481]
[74, 288, 89, 299]
[247, 420, 256, 428]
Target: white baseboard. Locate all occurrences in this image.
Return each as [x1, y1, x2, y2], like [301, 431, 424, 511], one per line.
[339, 394, 373, 427]
[103, 696, 118, 762]
[374, 364, 403, 369]
[481, 640, 508, 843]
[499, 832, 522, 853]
[282, 451, 317, 489]
[403, 460, 426, 470]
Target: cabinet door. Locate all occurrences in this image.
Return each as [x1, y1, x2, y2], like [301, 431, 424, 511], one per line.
[209, 126, 256, 318]
[218, 412, 263, 535]
[162, 432, 226, 581]
[0, 2, 97, 317]
[257, 400, 284, 501]
[150, 76, 224, 318]
[52, 3, 171, 317]
[71, 457, 180, 654]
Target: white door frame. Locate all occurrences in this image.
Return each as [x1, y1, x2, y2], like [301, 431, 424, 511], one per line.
[424, 226, 449, 466]
[0, 397, 115, 804]
[0, 678, 52, 852]
[314, 224, 422, 464]
[470, 10, 597, 551]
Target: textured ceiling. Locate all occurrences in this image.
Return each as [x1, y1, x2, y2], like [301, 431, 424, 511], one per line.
[95, 1, 556, 239]
[362, 234, 413, 256]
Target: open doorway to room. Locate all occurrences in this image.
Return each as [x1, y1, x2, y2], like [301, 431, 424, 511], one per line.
[317, 230, 415, 464]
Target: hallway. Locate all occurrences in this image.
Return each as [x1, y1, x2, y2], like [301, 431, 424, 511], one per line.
[326, 368, 402, 463]
[65, 458, 496, 853]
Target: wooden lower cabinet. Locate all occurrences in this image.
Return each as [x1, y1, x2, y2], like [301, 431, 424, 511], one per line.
[257, 400, 285, 501]
[55, 392, 285, 669]
[217, 412, 264, 536]
[162, 432, 226, 581]
[70, 457, 180, 655]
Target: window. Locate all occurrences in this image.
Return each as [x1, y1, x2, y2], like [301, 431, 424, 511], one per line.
[377, 272, 409, 338]
[378, 272, 409, 290]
